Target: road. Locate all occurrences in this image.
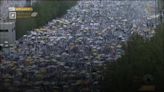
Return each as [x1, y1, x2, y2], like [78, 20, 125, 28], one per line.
[0, 0, 160, 92]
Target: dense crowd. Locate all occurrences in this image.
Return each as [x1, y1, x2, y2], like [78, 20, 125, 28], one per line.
[0, 0, 159, 92]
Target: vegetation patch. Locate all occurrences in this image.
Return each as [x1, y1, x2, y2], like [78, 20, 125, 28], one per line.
[16, 0, 77, 39]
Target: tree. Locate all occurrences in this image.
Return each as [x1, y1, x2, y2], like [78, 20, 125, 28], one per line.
[102, 24, 164, 92]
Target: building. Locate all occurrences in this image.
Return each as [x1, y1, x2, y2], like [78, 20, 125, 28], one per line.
[0, 22, 16, 47]
[0, 0, 37, 21]
[26, 0, 37, 6]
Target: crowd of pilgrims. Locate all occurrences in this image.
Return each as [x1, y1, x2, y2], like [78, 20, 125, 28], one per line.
[0, 0, 158, 92]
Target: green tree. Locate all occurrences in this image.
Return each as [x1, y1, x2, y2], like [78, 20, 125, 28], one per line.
[102, 24, 164, 92]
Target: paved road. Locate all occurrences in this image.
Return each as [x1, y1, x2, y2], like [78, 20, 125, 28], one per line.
[0, 0, 160, 92]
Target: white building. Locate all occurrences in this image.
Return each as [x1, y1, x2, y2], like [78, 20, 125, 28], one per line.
[0, 22, 16, 47]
